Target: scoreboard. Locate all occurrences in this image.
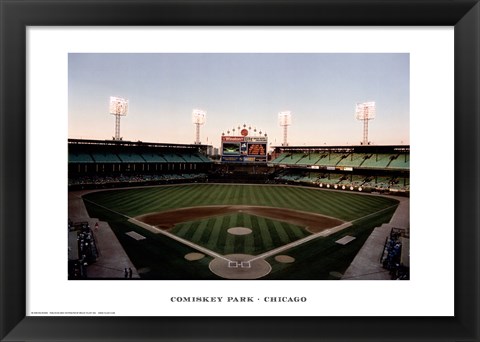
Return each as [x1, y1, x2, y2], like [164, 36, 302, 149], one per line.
[221, 136, 268, 163]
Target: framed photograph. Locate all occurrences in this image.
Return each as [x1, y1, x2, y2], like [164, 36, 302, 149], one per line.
[1, 0, 479, 341]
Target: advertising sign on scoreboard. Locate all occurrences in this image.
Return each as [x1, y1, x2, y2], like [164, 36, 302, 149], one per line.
[221, 135, 268, 163]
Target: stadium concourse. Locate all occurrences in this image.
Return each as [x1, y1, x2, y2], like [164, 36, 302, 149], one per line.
[68, 139, 410, 280]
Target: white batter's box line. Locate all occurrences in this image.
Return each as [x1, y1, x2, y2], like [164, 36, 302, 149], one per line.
[228, 261, 251, 268]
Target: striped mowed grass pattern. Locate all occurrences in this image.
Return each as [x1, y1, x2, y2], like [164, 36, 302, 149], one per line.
[83, 184, 398, 221]
[82, 184, 399, 279]
[170, 212, 308, 255]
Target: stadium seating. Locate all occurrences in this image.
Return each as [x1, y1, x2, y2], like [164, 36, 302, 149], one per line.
[68, 139, 409, 195]
[315, 153, 345, 167]
[270, 153, 290, 164]
[270, 169, 409, 193]
[387, 154, 410, 169]
[68, 139, 213, 190]
[68, 173, 208, 186]
[360, 154, 391, 169]
[271, 151, 409, 173]
[317, 173, 342, 185]
[296, 154, 323, 165]
[374, 176, 392, 189]
[336, 153, 368, 168]
[280, 153, 307, 165]
[389, 177, 410, 191]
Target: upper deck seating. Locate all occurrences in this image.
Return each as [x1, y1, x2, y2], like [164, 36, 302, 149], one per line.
[315, 153, 344, 167]
[270, 153, 290, 164]
[337, 153, 368, 168]
[360, 154, 391, 169]
[350, 175, 367, 187]
[296, 154, 323, 166]
[281, 153, 307, 165]
[387, 154, 410, 169]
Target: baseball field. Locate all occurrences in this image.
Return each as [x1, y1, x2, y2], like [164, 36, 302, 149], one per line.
[82, 183, 399, 280]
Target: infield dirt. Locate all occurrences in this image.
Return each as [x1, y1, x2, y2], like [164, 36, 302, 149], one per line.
[135, 205, 345, 233]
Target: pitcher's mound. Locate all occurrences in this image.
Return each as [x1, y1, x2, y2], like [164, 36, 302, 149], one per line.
[209, 254, 271, 279]
[227, 227, 252, 235]
[185, 253, 205, 261]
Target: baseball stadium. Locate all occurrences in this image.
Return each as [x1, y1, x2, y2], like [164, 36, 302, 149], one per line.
[68, 125, 409, 281]
[68, 53, 409, 281]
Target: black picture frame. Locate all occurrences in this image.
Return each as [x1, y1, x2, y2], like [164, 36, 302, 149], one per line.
[1, 0, 479, 341]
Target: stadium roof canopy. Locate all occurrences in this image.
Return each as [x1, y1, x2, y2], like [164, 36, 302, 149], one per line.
[272, 145, 409, 154]
[68, 138, 211, 150]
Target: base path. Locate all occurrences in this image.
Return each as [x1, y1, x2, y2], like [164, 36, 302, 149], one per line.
[132, 205, 350, 279]
[128, 218, 230, 263]
[135, 205, 344, 233]
[70, 186, 407, 280]
[249, 222, 352, 263]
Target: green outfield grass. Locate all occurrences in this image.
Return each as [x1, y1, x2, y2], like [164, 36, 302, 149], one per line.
[265, 205, 398, 279]
[83, 183, 397, 220]
[82, 184, 399, 279]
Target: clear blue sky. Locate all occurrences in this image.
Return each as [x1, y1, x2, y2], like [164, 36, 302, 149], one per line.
[68, 53, 409, 149]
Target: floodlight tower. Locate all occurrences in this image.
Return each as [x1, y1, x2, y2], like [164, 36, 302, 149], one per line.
[109, 96, 129, 140]
[192, 109, 206, 144]
[278, 111, 292, 146]
[355, 101, 376, 145]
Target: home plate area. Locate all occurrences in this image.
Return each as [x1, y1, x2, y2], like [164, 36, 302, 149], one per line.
[228, 260, 251, 268]
[133, 205, 351, 279]
[209, 254, 271, 280]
